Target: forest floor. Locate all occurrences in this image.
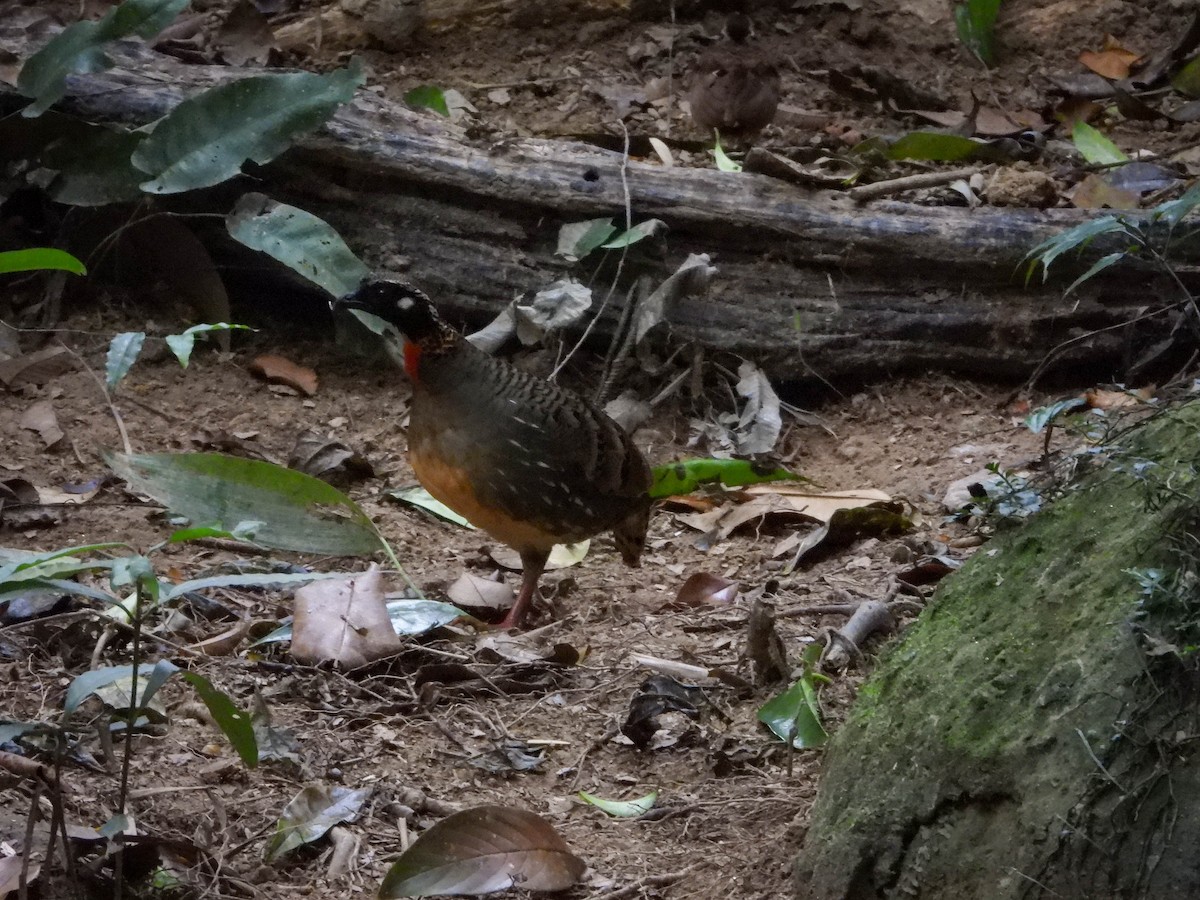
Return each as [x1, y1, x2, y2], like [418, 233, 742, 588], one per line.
[0, 0, 1190, 898]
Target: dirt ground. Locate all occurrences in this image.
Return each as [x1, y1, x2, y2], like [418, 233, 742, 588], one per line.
[0, 0, 1187, 898]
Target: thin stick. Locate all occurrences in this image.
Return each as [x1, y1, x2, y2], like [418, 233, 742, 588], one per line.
[56, 339, 132, 454]
[583, 866, 698, 900]
[849, 167, 981, 202]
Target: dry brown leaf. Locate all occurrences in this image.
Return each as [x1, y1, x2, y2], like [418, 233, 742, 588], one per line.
[672, 572, 738, 608]
[0, 346, 73, 388]
[291, 566, 401, 666]
[447, 572, 514, 611]
[19, 400, 64, 448]
[1079, 36, 1141, 80]
[1084, 386, 1154, 409]
[249, 354, 318, 396]
[190, 619, 256, 656]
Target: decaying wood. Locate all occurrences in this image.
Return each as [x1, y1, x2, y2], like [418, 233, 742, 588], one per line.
[0, 33, 1184, 388]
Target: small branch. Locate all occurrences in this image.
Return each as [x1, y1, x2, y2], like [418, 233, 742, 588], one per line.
[583, 865, 698, 900]
[849, 167, 982, 203]
[822, 600, 895, 670]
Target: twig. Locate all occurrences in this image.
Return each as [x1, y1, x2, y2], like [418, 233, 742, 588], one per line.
[551, 120, 634, 387]
[1075, 727, 1127, 793]
[822, 600, 895, 670]
[55, 339, 132, 454]
[583, 865, 698, 900]
[465, 74, 584, 91]
[849, 167, 981, 203]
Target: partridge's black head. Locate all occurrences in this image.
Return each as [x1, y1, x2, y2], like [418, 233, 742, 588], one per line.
[336, 277, 442, 341]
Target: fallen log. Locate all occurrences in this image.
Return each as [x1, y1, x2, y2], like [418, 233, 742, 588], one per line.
[0, 30, 1184, 389]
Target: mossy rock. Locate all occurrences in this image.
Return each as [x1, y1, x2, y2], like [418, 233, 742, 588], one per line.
[794, 401, 1200, 899]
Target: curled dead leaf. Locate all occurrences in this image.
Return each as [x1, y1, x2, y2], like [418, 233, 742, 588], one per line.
[248, 354, 318, 396]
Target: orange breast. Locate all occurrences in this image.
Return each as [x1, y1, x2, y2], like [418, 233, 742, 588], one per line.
[410, 446, 561, 555]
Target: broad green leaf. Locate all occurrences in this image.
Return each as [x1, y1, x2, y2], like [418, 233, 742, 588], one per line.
[1072, 121, 1127, 166]
[226, 193, 369, 298]
[601, 219, 667, 250]
[578, 790, 658, 817]
[164, 323, 252, 367]
[758, 677, 828, 749]
[649, 458, 803, 499]
[954, 0, 1001, 66]
[403, 85, 450, 117]
[106, 331, 146, 392]
[64, 663, 157, 715]
[17, 0, 189, 117]
[555, 218, 617, 262]
[132, 60, 364, 193]
[1025, 397, 1088, 434]
[886, 132, 983, 162]
[0, 248, 86, 276]
[181, 672, 257, 767]
[104, 452, 381, 556]
[388, 486, 475, 529]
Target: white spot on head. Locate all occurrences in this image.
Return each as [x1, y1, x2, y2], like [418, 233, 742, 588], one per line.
[397, 296, 416, 312]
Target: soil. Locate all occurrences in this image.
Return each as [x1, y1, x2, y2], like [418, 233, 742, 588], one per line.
[0, 0, 1186, 898]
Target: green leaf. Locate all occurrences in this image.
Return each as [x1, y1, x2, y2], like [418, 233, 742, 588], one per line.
[105, 331, 146, 392]
[1063, 251, 1125, 296]
[17, 0, 189, 117]
[104, 451, 382, 556]
[1152, 182, 1200, 227]
[168, 520, 263, 543]
[1072, 121, 1128, 166]
[64, 663, 157, 715]
[886, 131, 984, 162]
[577, 790, 658, 817]
[649, 458, 803, 499]
[110, 554, 161, 604]
[1021, 216, 1127, 284]
[226, 193, 369, 298]
[164, 323, 252, 368]
[712, 133, 742, 172]
[403, 85, 450, 117]
[46, 123, 147, 206]
[954, 0, 1001, 66]
[164, 570, 347, 601]
[1025, 397, 1088, 435]
[132, 60, 364, 193]
[757, 677, 828, 749]
[600, 219, 667, 250]
[0, 248, 87, 276]
[181, 671, 257, 767]
[555, 218, 617, 262]
[0, 543, 125, 586]
[1172, 55, 1200, 98]
[388, 486, 475, 529]
[266, 784, 373, 862]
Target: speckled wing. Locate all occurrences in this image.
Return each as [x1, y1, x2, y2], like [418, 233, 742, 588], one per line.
[412, 345, 651, 547]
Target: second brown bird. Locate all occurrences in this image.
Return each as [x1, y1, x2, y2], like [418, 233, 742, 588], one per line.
[688, 12, 781, 142]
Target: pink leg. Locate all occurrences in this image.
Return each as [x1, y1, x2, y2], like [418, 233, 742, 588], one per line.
[494, 550, 548, 630]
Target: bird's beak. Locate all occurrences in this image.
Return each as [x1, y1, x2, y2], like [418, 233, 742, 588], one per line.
[333, 289, 362, 311]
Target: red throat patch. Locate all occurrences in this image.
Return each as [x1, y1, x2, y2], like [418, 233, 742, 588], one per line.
[403, 341, 422, 381]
